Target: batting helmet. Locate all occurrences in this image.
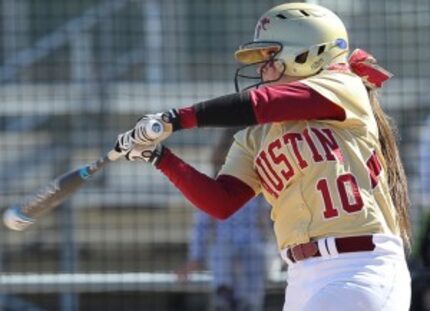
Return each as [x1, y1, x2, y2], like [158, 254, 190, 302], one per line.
[234, 3, 349, 91]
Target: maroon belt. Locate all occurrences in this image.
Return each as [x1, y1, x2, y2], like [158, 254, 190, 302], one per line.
[286, 235, 376, 263]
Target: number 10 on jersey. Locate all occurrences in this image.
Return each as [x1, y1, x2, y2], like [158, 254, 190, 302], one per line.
[316, 173, 364, 219]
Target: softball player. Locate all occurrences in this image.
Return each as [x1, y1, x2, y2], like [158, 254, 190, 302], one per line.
[116, 3, 411, 310]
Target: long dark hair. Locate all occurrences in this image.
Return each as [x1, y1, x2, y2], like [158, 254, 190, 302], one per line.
[369, 90, 411, 252]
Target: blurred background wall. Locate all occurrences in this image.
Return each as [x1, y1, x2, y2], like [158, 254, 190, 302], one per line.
[0, 0, 429, 310]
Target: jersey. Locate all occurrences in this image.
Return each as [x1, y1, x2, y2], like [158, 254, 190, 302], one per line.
[219, 69, 400, 250]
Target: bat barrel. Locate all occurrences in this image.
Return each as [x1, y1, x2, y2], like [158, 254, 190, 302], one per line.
[3, 151, 119, 231]
[3, 205, 35, 231]
[2, 119, 163, 231]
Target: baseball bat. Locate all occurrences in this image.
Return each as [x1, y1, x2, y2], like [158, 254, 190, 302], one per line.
[3, 119, 164, 231]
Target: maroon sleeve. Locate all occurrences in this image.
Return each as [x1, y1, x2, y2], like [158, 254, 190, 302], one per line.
[249, 81, 346, 123]
[156, 148, 256, 220]
[178, 106, 198, 129]
[176, 81, 345, 129]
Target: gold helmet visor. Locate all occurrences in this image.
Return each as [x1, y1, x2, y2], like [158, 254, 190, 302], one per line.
[234, 41, 282, 64]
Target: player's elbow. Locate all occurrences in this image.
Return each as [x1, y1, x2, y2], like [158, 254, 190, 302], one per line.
[213, 211, 231, 221]
[212, 203, 242, 220]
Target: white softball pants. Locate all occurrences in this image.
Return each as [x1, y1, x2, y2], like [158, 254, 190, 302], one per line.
[281, 234, 411, 311]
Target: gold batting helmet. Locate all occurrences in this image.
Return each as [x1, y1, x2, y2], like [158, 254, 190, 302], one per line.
[234, 3, 349, 91]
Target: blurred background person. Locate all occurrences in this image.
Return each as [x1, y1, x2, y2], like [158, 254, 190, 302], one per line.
[413, 116, 430, 310]
[176, 129, 272, 311]
[419, 115, 430, 267]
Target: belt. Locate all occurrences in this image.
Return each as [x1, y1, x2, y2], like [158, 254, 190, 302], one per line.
[286, 235, 376, 263]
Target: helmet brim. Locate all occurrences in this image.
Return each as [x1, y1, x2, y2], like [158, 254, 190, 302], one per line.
[234, 44, 281, 64]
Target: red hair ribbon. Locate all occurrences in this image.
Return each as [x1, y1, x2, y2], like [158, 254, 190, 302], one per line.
[348, 49, 393, 89]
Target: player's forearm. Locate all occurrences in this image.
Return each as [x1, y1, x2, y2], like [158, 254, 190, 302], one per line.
[174, 92, 255, 129]
[155, 148, 255, 220]
[175, 81, 345, 130]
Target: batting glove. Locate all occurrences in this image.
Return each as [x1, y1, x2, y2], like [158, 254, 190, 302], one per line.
[134, 109, 180, 145]
[125, 144, 165, 165]
[114, 129, 136, 155]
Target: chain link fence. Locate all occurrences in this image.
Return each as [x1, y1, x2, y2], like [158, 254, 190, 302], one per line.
[0, 0, 429, 310]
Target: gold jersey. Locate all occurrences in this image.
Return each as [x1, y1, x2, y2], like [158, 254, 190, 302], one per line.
[219, 70, 400, 250]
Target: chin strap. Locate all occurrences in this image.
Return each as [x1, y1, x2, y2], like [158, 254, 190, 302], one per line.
[348, 48, 393, 89]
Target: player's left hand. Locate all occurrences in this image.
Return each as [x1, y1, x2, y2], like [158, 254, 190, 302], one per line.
[134, 109, 179, 145]
[124, 144, 165, 165]
[114, 109, 179, 154]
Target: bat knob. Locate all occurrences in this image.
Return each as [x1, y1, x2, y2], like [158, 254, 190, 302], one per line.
[3, 206, 35, 231]
[145, 119, 164, 140]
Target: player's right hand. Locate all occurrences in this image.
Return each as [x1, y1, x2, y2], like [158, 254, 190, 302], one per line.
[114, 129, 136, 155]
[124, 144, 165, 166]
